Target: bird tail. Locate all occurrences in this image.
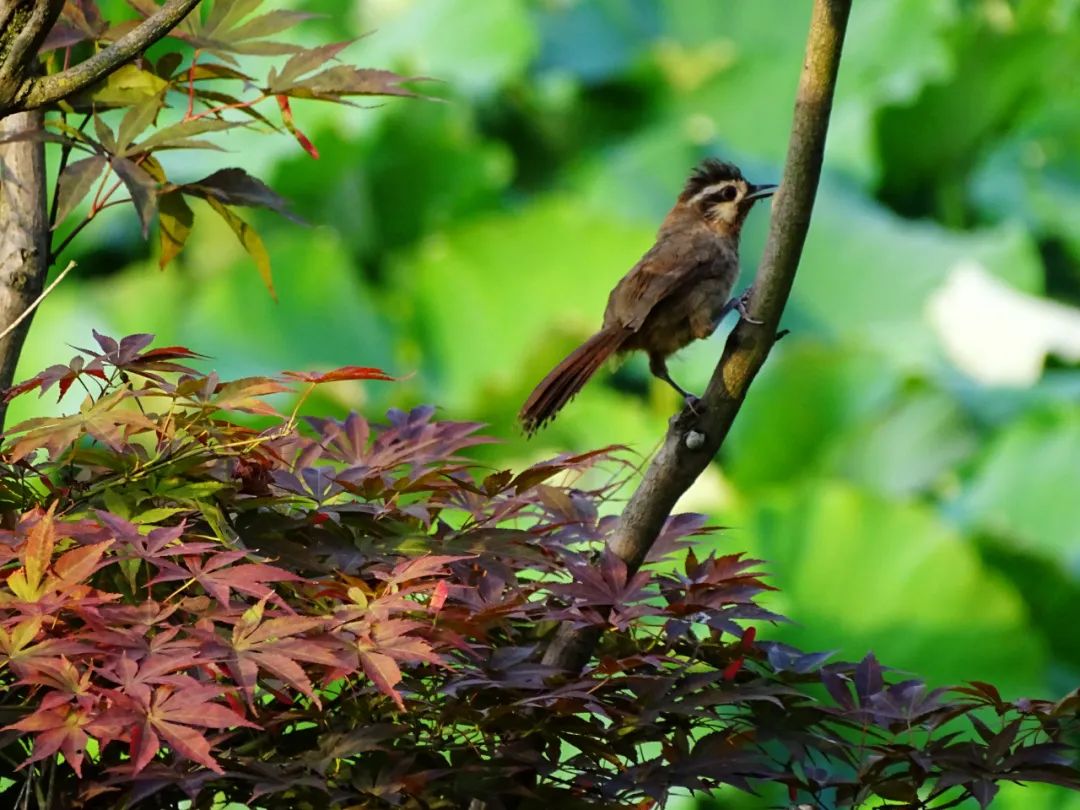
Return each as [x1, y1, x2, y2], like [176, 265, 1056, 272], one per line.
[519, 327, 628, 435]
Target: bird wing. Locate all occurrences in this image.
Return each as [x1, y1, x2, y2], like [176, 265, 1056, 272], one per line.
[604, 229, 718, 331]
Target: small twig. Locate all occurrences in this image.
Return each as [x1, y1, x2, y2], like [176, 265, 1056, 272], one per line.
[51, 145, 146, 262]
[185, 48, 201, 120]
[285, 382, 318, 431]
[47, 112, 71, 230]
[187, 93, 269, 122]
[91, 171, 123, 214]
[0, 261, 76, 343]
[50, 198, 131, 263]
[46, 112, 92, 233]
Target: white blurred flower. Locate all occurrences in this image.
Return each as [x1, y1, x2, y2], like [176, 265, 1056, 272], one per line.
[927, 261, 1080, 386]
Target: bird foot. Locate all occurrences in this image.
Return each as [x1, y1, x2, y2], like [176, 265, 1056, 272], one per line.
[735, 289, 763, 324]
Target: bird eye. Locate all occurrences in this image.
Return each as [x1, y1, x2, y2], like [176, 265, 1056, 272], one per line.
[702, 185, 739, 208]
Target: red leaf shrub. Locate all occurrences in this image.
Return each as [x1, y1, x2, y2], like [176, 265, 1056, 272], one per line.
[0, 334, 1076, 808]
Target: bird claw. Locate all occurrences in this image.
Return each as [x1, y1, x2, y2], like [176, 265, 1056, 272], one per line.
[683, 394, 703, 415]
[735, 290, 763, 324]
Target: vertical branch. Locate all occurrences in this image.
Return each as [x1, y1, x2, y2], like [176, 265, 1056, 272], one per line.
[542, 0, 853, 673]
[0, 110, 50, 428]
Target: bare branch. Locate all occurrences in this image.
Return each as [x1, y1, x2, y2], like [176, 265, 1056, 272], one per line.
[542, 0, 853, 673]
[15, 0, 203, 112]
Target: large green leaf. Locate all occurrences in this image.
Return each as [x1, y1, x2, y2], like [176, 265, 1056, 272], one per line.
[356, 0, 537, 95]
[396, 195, 656, 410]
[876, 5, 1078, 222]
[269, 102, 511, 265]
[978, 536, 1080, 680]
[722, 344, 978, 496]
[958, 408, 1080, 564]
[18, 226, 395, 417]
[973, 120, 1080, 264]
[995, 784, 1080, 810]
[828, 384, 977, 497]
[738, 482, 1045, 696]
[789, 184, 1043, 371]
[534, 0, 661, 82]
[656, 0, 957, 182]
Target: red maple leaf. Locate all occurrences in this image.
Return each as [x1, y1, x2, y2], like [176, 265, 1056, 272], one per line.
[347, 616, 443, 710]
[5, 702, 102, 776]
[151, 551, 300, 606]
[282, 365, 395, 384]
[115, 682, 259, 773]
[1, 506, 114, 611]
[199, 597, 351, 708]
[2, 356, 108, 404]
[0, 616, 95, 677]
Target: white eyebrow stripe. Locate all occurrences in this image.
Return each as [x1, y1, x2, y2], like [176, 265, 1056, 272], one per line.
[689, 182, 735, 205]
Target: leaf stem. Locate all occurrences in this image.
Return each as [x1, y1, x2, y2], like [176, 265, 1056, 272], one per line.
[46, 112, 93, 238]
[186, 48, 201, 120]
[187, 93, 269, 122]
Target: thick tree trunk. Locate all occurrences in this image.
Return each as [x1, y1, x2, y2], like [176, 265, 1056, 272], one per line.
[0, 109, 49, 428]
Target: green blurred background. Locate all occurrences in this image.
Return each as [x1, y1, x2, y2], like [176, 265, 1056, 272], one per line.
[18, 1, 1080, 806]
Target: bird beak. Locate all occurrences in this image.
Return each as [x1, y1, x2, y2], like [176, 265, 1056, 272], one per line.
[744, 183, 778, 201]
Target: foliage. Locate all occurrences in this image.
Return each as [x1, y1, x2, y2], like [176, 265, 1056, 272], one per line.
[0, 334, 1076, 809]
[4, 2, 1078, 809]
[15, 0, 424, 291]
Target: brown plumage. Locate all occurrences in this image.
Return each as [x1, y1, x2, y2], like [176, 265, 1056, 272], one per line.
[519, 159, 776, 435]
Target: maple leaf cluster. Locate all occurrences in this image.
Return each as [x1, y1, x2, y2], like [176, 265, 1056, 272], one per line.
[22, 0, 428, 293]
[0, 333, 1076, 809]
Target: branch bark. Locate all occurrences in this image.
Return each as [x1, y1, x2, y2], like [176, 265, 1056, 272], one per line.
[0, 1, 64, 108]
[8, 0, 202, 113]
[0, 109, 49, 428]
[542, 0, 853, 673]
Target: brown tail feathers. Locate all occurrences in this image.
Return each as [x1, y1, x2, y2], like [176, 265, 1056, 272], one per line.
[519, 327, 628, 434]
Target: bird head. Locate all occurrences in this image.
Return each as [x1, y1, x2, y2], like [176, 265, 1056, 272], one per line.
[679, 158, 777, 232]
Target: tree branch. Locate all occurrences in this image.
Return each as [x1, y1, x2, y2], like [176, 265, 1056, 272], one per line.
[0, 0, 64, 107]
[0, 109, 49, 429]
[541, 0, 853, 673]
[14, 0, 203, 112]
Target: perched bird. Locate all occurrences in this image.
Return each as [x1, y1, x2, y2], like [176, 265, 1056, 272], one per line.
[519, 159, 776, 434]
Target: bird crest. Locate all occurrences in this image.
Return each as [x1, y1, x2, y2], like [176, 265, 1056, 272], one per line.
[681, 158, 744, 201]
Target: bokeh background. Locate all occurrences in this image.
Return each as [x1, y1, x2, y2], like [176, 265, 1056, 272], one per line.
[16, 1, 1080, 807]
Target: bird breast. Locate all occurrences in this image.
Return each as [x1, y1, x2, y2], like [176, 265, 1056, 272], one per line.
[626, 271, 737, 357]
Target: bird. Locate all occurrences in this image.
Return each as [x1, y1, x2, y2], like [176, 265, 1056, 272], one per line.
[519, 158, 776, 435]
